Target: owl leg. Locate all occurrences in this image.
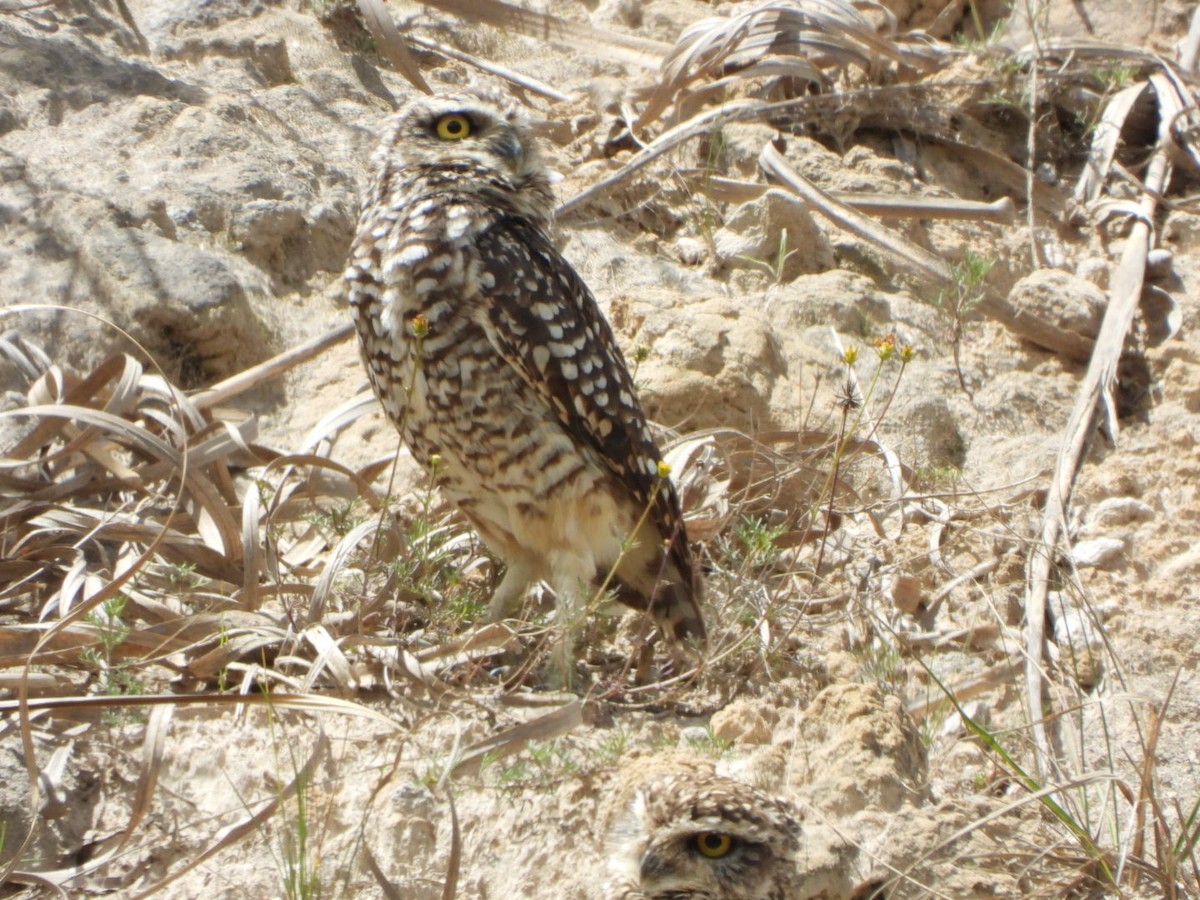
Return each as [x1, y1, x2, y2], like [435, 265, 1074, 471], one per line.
[486, 560, 535, 622]
[547, 553, 595, 688]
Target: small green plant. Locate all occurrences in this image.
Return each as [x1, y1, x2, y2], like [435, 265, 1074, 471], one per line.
[692, 120, 729, 250]
[978, 53, 1028, 112]
[528, 740, 579, 777]
[684, 727, 734, 756]
[630, 344, 651, 387]
[809, 336, 914, 582]
[735, 227, 796, 284]
[81, 596, 145, 711]
[1092, 60, 1136, 92]
[913, 464, 963, 491]
[934, 250, 994, 396]
[596, 730, 629, 766]
[418, 757, 452, 789]
[166, 561, 203, 590]
[302, 499, 363, 539]
[856, 637, 905, 698]
[730, 515, 788, 571]
[487, 740, 581, 787]
[256, 711, 329, 900]
[951, 5, 1007, 50]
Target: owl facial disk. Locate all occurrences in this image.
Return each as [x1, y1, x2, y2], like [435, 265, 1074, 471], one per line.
[406, 99, 529, 175]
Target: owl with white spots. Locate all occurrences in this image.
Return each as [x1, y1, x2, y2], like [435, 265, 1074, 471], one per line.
[344, 88, 705, 675]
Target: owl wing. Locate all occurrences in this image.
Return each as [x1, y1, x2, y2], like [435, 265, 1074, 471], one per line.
[472, 217, 699, 605]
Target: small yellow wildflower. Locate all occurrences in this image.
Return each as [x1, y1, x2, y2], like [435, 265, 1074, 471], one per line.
[842, 345, 859, 365]
[656, 460, 672, 479]
[873, 332, 895, 361]
[899, 343, 916, 363]
[409, 313, 429, 339]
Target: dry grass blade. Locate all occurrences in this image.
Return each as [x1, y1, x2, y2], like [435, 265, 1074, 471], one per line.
[1024, 69, 1183, 776]
[758, 142, 956, 282]
[418, 0, 668, 70]
[904, 659, 1019, 719]
[126, 730, 331, 899]
[441, 786, 461, 900]
[558, 96, 766, 217]
[885, 773, 1122, 896]
[300, 395, 380, 455]
[23, 706, 175, 888]
[0, 330, 51, 380]
[364, 846, 404, 899]
[407, 33, 570, 102]
[1075, 81, 1155, 206]
[450, 698, 583, 776]
[301, 624, 358, 694]
[305, 517, 401, 626]
[682, 172, 1016, 221]
[7, 403, 240, 560]
[357, 0, 431, 95]
[0, 873, 67, 898]
[638, 0, 931, 128]
[758, 142, 1098, 361]
[191, 322, 354, 412]
[0, 690, 402, 729]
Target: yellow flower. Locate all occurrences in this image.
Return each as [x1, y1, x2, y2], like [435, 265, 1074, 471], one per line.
[899, 343, 916, 363]
[842, 345, 859, 365]
[409, 313, 429, 339]
[656, 460, 672, 479]
[873, 332, 895, 360]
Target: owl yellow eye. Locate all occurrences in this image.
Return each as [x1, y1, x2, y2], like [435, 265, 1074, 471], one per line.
[435, 114, 472, 140]
[695, 833, 733, 858]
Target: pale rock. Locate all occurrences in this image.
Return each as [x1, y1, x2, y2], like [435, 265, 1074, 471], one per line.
[1085, 497, 1155, 530]
[790, 683, 926, 815]
[887, 574, 925, 615]
[678, 725, 710, 747]
[1145, 247, 1174, 280]
[1075, 256, 1110, 289]
[712, 121, 781, 177]
[1160, 546, 1200, 580]
[1007, 269, 1107, 343]
[939, 700, 990, 739]
[1068, 537, 1126, 570]
[671, 235, 706, 266]
[608, 292, 790, 432]
[710, 698, 778, 745]
[712, 189, 833, 282]
[1048, 592, 1106, 690]
[765, 270, 896, 337]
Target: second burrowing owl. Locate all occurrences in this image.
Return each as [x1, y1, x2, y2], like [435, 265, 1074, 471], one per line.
[344, 88, 705, 667]
[604, 768, 803, 899]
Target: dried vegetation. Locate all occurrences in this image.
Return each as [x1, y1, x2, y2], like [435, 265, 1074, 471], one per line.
[2, 0, 1200, 896]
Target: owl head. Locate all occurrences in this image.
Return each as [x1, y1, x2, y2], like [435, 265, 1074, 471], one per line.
[370, 87, 554, 223]
[605, 772, 802, 900]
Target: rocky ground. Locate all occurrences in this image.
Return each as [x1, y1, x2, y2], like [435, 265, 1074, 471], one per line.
[2, 0, 1199, 897]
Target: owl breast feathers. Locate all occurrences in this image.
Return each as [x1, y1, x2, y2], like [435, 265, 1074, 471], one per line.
[344, 88, 706, 656]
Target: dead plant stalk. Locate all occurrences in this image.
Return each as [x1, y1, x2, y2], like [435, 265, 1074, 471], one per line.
[1023, 74, 1179, 778]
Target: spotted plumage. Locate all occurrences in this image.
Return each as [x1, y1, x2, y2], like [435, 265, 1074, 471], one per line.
[604, 769, 802, 899]
[344, 88, 705, 667]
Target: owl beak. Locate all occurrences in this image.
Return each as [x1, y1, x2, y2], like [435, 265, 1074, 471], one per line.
[492, 132, 523, 164]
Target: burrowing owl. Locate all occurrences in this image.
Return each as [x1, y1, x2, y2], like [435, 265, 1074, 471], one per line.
[604, 768, 802, 899]
[344, 88, 705, 668]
